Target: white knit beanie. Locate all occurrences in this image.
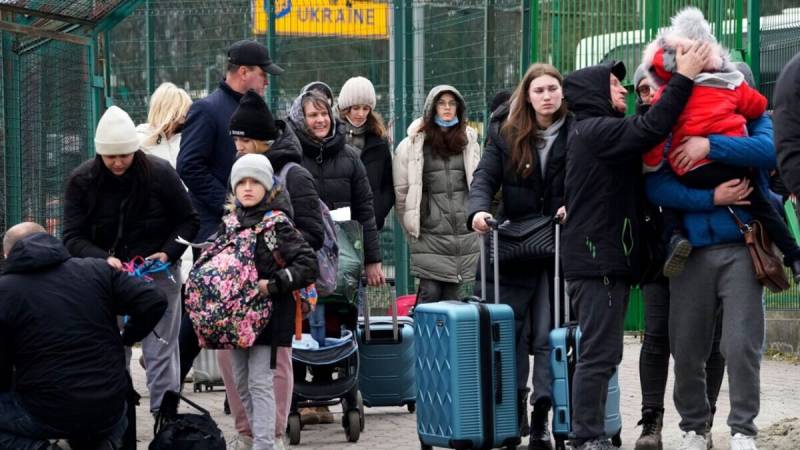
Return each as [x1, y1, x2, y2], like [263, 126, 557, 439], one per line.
[230, 153, 274, 192]
[94, 105, 140, 156]
[337, 76, 377, 111]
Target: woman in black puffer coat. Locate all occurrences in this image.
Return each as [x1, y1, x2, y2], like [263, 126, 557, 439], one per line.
[467, 63, 572, 449]
[337, 76, 395, 231]
[63, 106, 198, 415]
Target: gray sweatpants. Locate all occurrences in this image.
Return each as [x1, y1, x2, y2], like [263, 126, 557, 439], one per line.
[669, 244, 763, 436]
[232, 346, 276, 450]
[140, 266, 183, 412]
[568, 277, 629, 444]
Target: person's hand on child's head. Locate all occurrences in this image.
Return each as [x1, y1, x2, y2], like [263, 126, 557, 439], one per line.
[671, 136, 711, 171]
[676, 41, 712, 79]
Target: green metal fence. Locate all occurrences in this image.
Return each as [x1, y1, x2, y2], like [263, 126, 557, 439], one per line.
[3, 0, 800, 312]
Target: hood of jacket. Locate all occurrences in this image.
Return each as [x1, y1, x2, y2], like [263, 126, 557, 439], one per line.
[564, 60, 626, 122]
[422, 85, 466, 122]
[4, 233, 70, 274]
[267, 120, 303, 169]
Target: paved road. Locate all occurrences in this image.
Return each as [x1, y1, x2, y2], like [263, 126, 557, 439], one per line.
[132, 336, 800, 449]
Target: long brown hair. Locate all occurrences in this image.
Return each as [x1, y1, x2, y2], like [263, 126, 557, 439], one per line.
[419, 91, 468, 158]
[502, 63, 568, 178]
[340, 107, 387, 139]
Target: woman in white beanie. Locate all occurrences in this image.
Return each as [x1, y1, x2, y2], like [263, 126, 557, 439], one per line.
[62, 105, 199, 414]
[337, 76, 395, 231]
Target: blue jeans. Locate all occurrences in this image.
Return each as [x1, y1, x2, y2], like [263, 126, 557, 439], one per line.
[0, 392, 127, 450]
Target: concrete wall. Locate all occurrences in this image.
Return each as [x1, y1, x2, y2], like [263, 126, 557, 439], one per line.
[766, 311, 800, 355]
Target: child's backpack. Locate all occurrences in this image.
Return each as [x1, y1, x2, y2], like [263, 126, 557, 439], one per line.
[149, 390, 225, 450]
[185, 210, 287, 349]
[276, 162, 338, 297]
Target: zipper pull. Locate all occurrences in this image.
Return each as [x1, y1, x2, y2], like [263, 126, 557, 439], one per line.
[316, 144, 323, 164]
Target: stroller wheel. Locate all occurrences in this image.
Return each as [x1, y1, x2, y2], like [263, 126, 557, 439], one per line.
[356, 391, 365, 431]
[345, 410, 361, 442]
[287, 414, 301, 445]
[407, 402, 416, 413]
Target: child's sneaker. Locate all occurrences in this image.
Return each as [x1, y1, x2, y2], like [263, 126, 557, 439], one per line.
[663, 234, 693, 277]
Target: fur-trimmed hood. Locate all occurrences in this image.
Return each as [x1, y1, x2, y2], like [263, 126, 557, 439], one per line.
[642, 7, 735, 87]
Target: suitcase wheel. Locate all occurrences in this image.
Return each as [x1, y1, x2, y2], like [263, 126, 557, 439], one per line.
[420, 444, 433, 450]
[554, 436, 567, 450]
[287, 413, 301, 445]
[193, 383, 201, 393]
[611, 430, 622, 447]
[407, 402, 416, 413]
[344, 409, 361, 442]
[205, 384, 213, 392]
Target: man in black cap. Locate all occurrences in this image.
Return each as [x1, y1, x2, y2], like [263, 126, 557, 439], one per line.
[558, 42, 709, 450]
[176, 40, 283, 387]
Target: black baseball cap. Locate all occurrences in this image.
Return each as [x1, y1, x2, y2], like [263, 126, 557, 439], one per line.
[227, 40, 284, 75]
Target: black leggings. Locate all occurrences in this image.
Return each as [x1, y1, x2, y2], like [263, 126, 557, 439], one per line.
[663, 162, 800, 263]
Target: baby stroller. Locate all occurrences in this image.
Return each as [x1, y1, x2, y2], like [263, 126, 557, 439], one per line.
[287, 326, 363, 445]
[287, 219, 365, 445]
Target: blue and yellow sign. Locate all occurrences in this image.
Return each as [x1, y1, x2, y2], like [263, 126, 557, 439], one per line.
[253, 0, 389, 39]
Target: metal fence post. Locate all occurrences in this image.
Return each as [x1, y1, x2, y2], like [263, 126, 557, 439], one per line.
[2, 29, 21, 226]
[747, 0, 761, 87]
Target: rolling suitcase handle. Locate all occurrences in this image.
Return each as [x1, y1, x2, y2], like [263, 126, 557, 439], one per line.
[363, 278, 399, 343]
[553, 215, 568, 328]
[479, 218, 505, 304]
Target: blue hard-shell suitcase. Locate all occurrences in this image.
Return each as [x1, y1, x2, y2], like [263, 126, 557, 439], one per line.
[357, 313, 416, 411]
[549, 223, 622, 450]
[415, 223, 520, 450]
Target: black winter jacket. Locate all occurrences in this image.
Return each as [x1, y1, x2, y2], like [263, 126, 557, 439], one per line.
[178, 81, 242, 240]
[467, 103, 571, 285]
[359, 132, 395, 230]
[0, 233, 166, 434]
[292, 120, 381, 264]
[775, 52, 800, 195]
[561, 61, 693, 280]
[227, 189, 319, 347]
[63, 154, 199, 263]
[266, 120, 324, 251]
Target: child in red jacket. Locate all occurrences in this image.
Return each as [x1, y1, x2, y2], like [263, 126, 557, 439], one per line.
[642, 7, 800, 280]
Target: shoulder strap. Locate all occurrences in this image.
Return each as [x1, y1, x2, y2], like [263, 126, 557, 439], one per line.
[727, 206, 751, 234]
[277, 162, 302, 185]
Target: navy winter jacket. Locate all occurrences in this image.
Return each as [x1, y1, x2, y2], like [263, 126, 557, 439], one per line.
[646, 114, 775, 248]
[178, 81, 243, 239]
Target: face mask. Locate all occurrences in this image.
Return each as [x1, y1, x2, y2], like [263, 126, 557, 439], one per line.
[434, 116, 460, 128]
[346, 116, 367, 128]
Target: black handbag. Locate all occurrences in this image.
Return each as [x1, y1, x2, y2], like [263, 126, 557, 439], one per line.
[489, 214, 555, 263]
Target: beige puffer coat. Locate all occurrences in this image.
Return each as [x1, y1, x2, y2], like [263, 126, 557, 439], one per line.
[393, 85, 481, 282]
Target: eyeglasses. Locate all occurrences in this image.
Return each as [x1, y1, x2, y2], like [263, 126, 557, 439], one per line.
[637, 85, 653, 96]
[436, 100, 458, 108]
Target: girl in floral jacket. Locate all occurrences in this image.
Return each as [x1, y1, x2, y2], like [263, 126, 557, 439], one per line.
[226, 154, 318, 450]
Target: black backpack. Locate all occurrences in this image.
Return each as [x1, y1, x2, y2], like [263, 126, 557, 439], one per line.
[149, 391, 226, 450]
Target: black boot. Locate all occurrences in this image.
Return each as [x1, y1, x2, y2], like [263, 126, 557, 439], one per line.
[518, 388, 530, 437]
[529, 398, 553, 450]
[634, 408, 664, 450]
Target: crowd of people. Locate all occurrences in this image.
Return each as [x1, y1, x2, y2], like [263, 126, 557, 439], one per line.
[2, 6, 800, 450]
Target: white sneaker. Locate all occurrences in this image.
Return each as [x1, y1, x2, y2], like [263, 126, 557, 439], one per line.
[678, 431, 708, 450]
[729, 433, 757, 450]
[227, 434, 253, 450]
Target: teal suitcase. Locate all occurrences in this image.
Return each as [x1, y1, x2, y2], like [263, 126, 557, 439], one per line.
[415, 223, 520, 450]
